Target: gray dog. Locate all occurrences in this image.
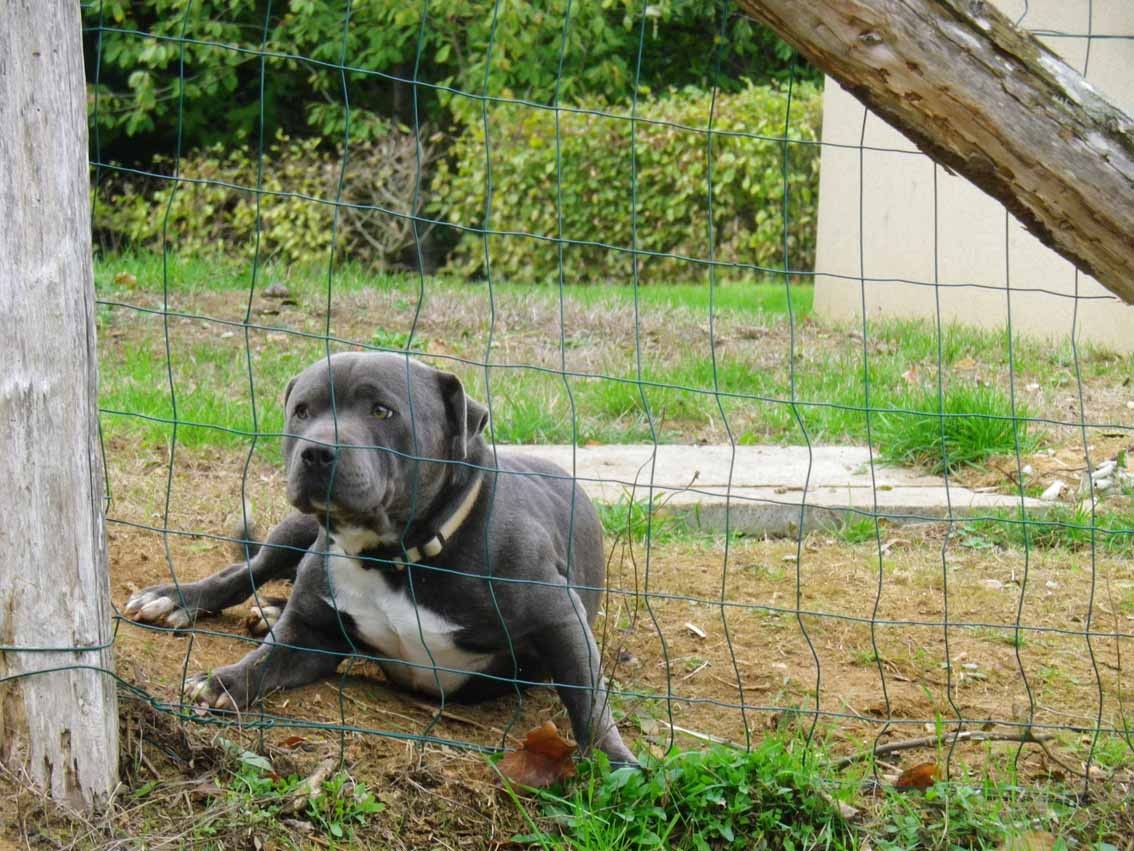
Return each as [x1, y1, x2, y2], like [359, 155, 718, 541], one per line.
[124, 352, 635, 765]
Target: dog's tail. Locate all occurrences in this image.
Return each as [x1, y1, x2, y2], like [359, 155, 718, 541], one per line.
[226, 498, 262, 562]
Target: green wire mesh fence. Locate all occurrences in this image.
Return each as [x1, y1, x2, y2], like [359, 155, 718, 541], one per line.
[70, 0, 1134, 793]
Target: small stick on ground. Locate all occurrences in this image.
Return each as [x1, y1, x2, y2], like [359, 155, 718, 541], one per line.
[336, 683, 515, 741]
[1030, 737, 1087, 780]
[834, 729, 1055, 769]
[659, 720, 741, 749]
[283, 757, 337, 815]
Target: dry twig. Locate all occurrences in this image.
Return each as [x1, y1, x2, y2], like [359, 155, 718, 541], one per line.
[834, 729, 1055, 769]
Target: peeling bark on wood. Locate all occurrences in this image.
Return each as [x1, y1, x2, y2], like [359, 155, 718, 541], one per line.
[0, 0, 119, 811]
[737, 0, 1134, 304]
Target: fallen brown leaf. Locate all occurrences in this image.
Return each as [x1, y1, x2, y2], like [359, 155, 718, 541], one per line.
[895, 761, 938, 790]
[496, 721, 576, 789]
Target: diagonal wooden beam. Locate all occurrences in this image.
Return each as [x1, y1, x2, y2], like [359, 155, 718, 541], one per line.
[736, 0, 1134, 303]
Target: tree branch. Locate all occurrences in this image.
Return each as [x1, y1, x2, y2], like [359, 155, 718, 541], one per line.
[834, 729, 1054, 769]
[736, 0, 1134, 304]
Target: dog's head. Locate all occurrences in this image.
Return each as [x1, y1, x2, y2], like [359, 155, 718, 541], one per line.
[281, 352, 488, 535]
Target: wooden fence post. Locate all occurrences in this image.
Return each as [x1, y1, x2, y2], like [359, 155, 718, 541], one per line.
[0, 0, 119, 810]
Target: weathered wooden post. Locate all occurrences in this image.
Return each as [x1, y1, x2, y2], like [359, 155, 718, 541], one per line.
[0, 0, 119, 810]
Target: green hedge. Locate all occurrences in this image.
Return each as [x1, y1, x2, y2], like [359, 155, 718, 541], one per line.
[94, 128, 439, 268]
[95, 83, 822, 279]
[432, 82, 822, 284]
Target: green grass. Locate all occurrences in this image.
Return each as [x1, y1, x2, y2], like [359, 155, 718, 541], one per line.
[95, 252, 809, 319]
[827, 500, 1134, 558]
[97, 318, 317, 455]
[501, 736, 1125, 850]
[559, 279, 812, 318]
[874, 384, 1036, 475]
[94, 252, 1122, 466]
[96, 251, 397, 297]
[960, 502, 1134, 556]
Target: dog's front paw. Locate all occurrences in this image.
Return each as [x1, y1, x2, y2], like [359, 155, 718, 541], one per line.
[124, 586, 203, 630]
[594, 731, 639, 769]
[183, 671, 242, 713]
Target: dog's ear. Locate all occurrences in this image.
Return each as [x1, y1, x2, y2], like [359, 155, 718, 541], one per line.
[283, 376, 298, 409]
[436, 371, 488, 460]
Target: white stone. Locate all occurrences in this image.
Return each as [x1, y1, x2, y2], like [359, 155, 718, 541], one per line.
[1040, 480, 1066, 501]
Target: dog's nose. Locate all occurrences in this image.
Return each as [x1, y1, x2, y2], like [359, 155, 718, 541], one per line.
[301, 445, 337, 469]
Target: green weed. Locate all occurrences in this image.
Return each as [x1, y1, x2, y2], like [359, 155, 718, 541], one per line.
[306, 771, 386, 842]
[833, 515, 880, 545]
[870, 777, 1045, 850]
[192, 747, 384, 846]
[874, 384, 1035, 475]
[516, 741, 855, 850]
[962, 503, 1134, 556]
[595, 493, 692, 544]
[505, 737, 1108, 850]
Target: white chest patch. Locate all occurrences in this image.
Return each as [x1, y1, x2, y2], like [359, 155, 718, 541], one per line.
[329, 525, 396, 553]
[322, 540, 492, 696]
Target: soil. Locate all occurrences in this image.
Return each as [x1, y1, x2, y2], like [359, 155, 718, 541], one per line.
[16, 438, 1113, 849]
[100, 442, 1134, 764]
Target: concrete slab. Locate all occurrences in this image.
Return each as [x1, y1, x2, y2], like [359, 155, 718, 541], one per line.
[499, 444, 1047, 537]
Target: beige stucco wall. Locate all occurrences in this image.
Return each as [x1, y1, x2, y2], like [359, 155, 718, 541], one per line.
[813, 0, 1134, 352]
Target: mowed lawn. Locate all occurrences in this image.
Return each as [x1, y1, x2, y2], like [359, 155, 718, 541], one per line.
[95, 253, 1130, 467]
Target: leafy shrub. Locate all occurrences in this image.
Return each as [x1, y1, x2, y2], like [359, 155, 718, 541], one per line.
[95, 127, 440, 268]
[85, 1, 817, 164]
[432, 82, 822, 284]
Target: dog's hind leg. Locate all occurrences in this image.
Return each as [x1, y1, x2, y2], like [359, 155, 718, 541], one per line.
[124, 512, 320, 630]
[530, 588, 639, 767]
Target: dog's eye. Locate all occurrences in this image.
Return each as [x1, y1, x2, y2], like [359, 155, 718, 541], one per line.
[371, 403, 393, 420]
[293, 403, 310, 420]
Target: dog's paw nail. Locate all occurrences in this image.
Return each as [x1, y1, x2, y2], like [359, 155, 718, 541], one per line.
[139, 596, 177, 621]
[124, 591, 153, 616]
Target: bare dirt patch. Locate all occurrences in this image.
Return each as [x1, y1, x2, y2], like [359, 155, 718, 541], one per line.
[103, 444, 1134, 768]
[6, 443, 1134, 848]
